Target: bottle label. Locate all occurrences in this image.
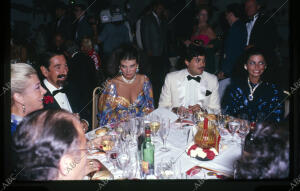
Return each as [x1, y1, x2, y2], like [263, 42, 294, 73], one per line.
[142, 161, 149, 174]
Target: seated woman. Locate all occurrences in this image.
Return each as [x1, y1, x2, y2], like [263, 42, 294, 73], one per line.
[98, 45, 154, 126]
[11, 63, 47, 135]
[221, 48, 285, 122]
[12, 109, 100, 180]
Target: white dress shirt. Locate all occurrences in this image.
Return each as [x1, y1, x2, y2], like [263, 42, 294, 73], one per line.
[246, 13, 259, 45]
[152, 11, 160, 25]
[43, 79, 73, 113]
[184, 71, 204, 107]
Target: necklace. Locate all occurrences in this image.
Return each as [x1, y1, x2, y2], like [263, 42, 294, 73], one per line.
[247, 77, 262, 101]
[121, 74, 136, 84]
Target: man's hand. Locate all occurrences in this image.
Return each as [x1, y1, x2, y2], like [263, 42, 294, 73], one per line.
[188, 104, 201, 113]
[172, 106, 188, 114]
[80, 119, 89, 133]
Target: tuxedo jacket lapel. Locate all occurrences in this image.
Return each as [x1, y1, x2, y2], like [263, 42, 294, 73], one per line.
[41, 82, 61, 109]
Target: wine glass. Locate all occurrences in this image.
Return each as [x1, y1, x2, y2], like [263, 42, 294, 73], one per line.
[238, 120, 250, 153]
[117, 150, 131, 179]
[159, 119, 171, 152]
[177, 107, 187, 129]
[156, 159, 174, 179]
[106, 149, 119, 171]
[228, 121, 240, 143]
[129, 118, 138, 146]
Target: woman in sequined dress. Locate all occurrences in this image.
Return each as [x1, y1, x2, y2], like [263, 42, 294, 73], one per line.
[221, 48, 285, 122]
[97, 45, 154, 126]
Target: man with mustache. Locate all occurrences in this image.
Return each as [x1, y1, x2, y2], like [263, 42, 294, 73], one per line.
[39, 52, 89, 132]
[159, 45, 220, 113]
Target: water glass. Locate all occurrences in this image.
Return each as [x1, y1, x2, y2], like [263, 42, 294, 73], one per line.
[228, 121, 240, 143]
[159, 119, 170, 152]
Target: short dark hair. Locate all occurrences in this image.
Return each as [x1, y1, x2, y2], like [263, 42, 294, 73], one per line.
[226, 3, 243, 18]
[12, 109, 82, 180]
[38, 51, 65, 69]
[73, 3, 86, 11]
[235, 123, 289, 179]
[184, 45, 206, 62]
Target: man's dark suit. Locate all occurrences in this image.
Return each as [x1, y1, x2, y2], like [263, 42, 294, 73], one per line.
[53, 15, 73, 41]
[246, 12, 279, 83]
[247, 12, 278, 65]
[74, 16, 93, 44]
[66, 52, 98, 128]
[141, 13, 170, 107]
[222, 19, 247, 77]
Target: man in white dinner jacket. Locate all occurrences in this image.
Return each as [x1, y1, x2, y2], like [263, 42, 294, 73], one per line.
[158, 45, 220, 113]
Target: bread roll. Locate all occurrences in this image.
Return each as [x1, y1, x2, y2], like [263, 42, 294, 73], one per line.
[91, 170, 113, 180]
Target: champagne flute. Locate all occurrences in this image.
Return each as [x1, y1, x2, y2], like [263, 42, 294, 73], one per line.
[159, 119, 170, 152]
[150, 115, 160, 143]
[238, 120, 250, 153]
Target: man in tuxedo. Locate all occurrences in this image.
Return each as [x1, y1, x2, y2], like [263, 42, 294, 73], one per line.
[39, 52, 89, 132]
[244, 0, 278, 70]
[159, 45, 220, 113]
[52, 2, 73, 41]
[141, 1, 170, 107]
[73, 4, 93, 45]
[218, 3, 247, 80]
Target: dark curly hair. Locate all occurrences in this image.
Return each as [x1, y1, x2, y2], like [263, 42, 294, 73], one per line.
[12, 109, 82, 180]
[234, 123, 289, 179]
[105, 44, 142, 77]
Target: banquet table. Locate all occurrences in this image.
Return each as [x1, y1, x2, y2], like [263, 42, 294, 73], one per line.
[85, 108, 242, 180]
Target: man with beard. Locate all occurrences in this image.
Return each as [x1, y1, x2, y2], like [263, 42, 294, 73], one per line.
[39, 52, 89, 132]
[159, 45, 220, 113]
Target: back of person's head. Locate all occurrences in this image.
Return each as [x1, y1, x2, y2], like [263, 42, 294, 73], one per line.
[12, 109, 84, 180]
[226, 3, 243, 18]
[235, 123, 289, 179]
[184, 44, 206, 62]
[11, 63, 37, 105]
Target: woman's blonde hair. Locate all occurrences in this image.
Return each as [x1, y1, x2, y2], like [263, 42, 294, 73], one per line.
[11, 63, 37, 104]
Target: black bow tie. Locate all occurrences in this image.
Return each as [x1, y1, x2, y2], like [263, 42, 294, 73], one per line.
[52, 88, 66, 96]
[187, 75, 201, 83]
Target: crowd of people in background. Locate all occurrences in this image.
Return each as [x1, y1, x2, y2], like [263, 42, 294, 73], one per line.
[9, 0, 290, 180]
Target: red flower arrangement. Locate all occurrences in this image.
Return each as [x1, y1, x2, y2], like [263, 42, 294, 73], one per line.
[43, 95, 54, 104]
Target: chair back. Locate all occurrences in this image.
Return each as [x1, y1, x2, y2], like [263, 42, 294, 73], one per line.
[92, 87, 102, 130]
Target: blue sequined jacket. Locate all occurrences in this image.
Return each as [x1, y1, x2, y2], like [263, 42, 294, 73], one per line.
[221, 78, 285, 122]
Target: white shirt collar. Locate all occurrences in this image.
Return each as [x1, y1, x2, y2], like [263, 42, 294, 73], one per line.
[43, 79, 62, 94]
[152, 11, 160, 24]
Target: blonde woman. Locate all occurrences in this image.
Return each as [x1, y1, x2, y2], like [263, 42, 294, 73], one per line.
[11, 63, 47, 134]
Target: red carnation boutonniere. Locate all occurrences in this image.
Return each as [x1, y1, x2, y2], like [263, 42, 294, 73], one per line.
[43, 95, 54, 104]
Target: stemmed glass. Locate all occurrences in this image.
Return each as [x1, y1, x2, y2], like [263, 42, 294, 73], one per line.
[177, 107, 188, 129]
[129, 118, 138, 146]
[106, 148, 119, 172]
[117, 148, 131, 179]
[228, 121, 240, 143]
[159, 119, 171, 152]
[156, 159, 174, 179]
[238, 120, 250, 153]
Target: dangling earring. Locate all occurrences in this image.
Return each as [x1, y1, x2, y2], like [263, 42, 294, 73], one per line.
[22, 104, 26, 114]
[119, 68, 122, 75]
[136, 66, 139, 73]
[244, 65, 247, 70]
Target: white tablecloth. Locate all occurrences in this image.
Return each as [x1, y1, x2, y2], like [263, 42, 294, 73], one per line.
[86, 108, 242, 179]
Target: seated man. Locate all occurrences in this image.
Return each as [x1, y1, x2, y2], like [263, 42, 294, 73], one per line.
[39, 51, 89, 132]
[159, 45, 220, 113]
